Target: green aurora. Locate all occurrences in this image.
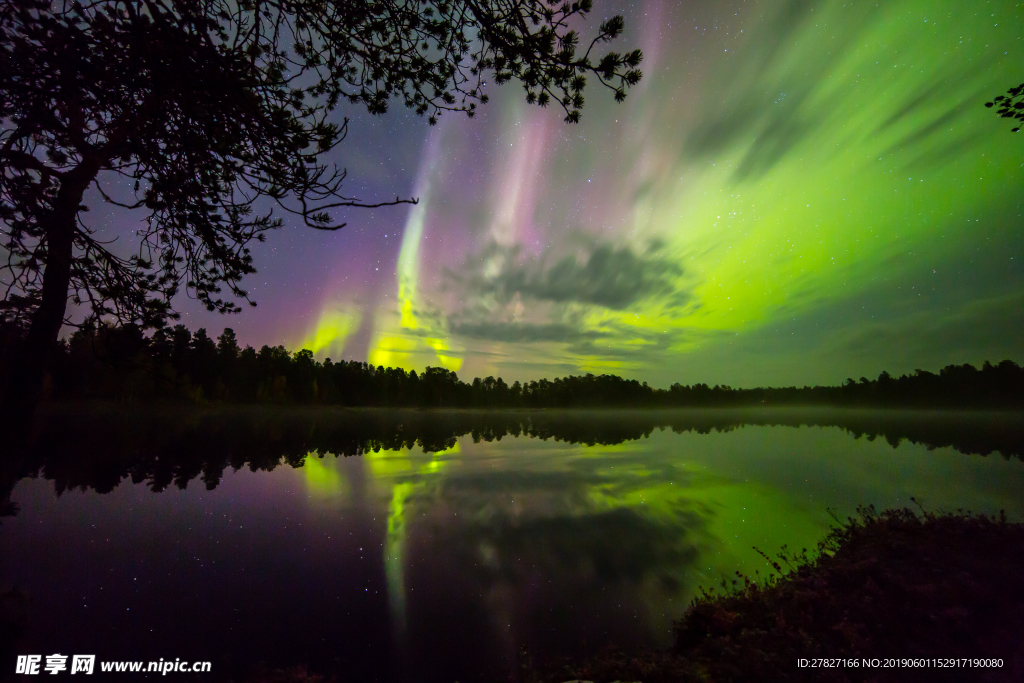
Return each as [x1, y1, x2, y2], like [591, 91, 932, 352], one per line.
[288, 0, 1024, 388]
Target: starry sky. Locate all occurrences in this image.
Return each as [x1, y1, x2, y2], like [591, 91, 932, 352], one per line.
[174, 0, 1024, 388]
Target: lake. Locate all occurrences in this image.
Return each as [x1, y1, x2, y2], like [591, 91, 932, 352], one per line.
[2, 407, 1023, 681]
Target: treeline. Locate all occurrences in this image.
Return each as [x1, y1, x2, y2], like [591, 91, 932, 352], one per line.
[3, 323, 1023, 409]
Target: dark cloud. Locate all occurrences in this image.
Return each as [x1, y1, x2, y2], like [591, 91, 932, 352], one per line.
[731, 111, 824, 182]
[875, 82, 950, 134]
[449, 321, 602, 343]
[879, 97, 979, 162]
[450, 239, 689, 311]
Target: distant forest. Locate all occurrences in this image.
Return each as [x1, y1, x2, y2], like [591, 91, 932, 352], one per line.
[3, 323, 1022, 409]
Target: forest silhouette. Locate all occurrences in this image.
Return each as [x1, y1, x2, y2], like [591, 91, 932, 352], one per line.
[5, 322, 1022, 410]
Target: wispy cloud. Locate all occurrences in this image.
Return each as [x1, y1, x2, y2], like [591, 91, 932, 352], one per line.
[448, 238, 690, 311]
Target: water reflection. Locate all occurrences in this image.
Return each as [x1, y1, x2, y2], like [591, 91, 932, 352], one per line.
[1, 408, 1023, 682]
[7, 407, 1023, 498]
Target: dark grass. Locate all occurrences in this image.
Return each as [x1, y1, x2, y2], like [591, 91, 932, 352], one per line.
[527, 504, 1024, 682]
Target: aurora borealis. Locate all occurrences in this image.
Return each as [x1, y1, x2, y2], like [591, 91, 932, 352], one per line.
[178, 0, 1024, 388]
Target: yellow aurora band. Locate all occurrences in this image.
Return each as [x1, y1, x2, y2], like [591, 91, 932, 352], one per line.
[374, 442, 459, 638]
[365, 127, 465, 373]
[300, 308, 361, 359]
[308, 0, 1023, 386]
[298, 441, 461, 640]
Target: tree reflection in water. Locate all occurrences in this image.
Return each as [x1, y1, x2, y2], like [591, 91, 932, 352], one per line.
[4, 407, 1020, 499]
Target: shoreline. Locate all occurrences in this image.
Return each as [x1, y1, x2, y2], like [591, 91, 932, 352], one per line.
[36, 400, 1024, 413]
[529, 507, 1024, 682]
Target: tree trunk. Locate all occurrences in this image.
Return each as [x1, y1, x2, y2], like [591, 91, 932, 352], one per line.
[1, 161, 100, 440]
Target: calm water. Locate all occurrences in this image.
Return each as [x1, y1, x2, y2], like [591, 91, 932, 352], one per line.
[2, 408, 1023, 681]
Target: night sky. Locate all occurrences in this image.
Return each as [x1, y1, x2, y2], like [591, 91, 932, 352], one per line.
[164, 0, 1024, 388]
